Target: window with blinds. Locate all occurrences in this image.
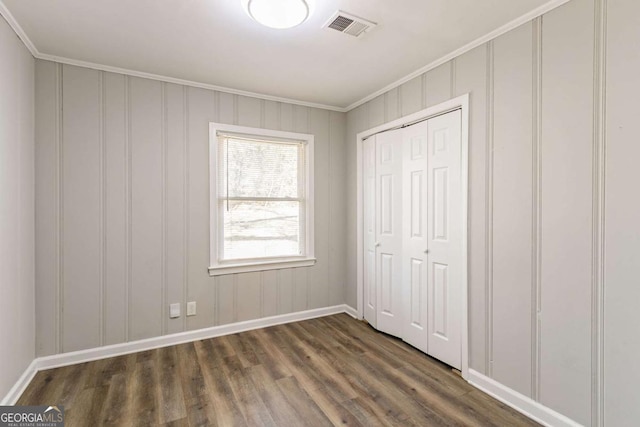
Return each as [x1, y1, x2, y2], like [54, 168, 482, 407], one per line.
[209, 124, 315, 276]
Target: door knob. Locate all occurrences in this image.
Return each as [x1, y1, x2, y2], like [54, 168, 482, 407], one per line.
[375, 242, 381, 247]
[424, 249, 429, 254]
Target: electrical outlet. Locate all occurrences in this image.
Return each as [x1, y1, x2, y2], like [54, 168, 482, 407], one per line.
[187, 301, 196, 316]
[169, 303, 180, 319]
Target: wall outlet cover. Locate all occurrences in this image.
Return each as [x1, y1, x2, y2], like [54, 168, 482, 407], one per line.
[187, 301, 196, 316]
[169, 303, 180, 319]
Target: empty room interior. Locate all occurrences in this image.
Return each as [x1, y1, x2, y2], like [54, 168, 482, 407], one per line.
[1, 0, 638, 425]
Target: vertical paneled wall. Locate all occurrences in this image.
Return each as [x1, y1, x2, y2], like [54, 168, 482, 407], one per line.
[0, 16, 35, 401]
[35, 61, 347, 355]
[605, 0, 640, 425]
[346, 0, 608, 425]
[491, 22, 534, 397]
[539, 0, 594, 421]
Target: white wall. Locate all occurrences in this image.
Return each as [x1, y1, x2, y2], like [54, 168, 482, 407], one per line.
[34, 61, 347, 356]
[346, 0, 637, 425]
[0, 16, 35, 399]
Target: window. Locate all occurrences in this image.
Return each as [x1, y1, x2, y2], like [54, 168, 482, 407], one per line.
[209, 123, 315, 276]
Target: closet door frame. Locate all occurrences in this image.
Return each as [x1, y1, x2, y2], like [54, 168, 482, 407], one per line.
[356, 94, 470, 379]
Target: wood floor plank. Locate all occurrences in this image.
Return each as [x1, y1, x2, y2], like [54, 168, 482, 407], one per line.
[275, 376, 334, 427]
[44, 362, 98, 411]
[130, 358, 160, 425]
[63, 386, 96, 426]
[458, 390, 541, 427]
[260, 326, 356, 404]
[93, 354, 134, 387]
[83, 385, 109, 424]
[182, 396, 217, 427]
[320, 316, 406, 370]
[218, 354, 278, 427]
[99, 373, 129, 425]
[225, 332, 260, 368]
[295, 318, 433, 424]
[193, 339, 247, 426]
[17, 314, 539, 427]
[280, 323, 360, 400]
[16, 369, 66, 406]
[157, 346, 187, 424]
[304, 383, 366, 427]
[242, 329, 293, 380]
[245, 364, 308, 426]
[175, 342, 207, 401]
[342, 396, 394, 427]
[159, 417, 189, 427]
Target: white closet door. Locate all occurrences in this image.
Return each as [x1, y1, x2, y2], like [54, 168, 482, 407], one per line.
[426, 110, 462, 369]
[401, 121, 430, 354]
[375, 129, 404, 338]
[363, 136, 377, 327]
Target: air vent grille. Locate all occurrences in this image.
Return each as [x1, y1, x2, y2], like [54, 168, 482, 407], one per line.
[344, 21, 368, 37]
[323, 11, 377, 37]
[328, 16, 354, 32]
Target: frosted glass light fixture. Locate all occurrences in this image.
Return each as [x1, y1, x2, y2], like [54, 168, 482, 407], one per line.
[241, 0, 310, 29]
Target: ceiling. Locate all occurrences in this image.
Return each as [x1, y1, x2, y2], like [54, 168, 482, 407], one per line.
[2, 0, 555, 109]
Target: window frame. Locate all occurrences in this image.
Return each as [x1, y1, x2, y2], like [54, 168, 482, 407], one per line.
[208, 123, 315, 276]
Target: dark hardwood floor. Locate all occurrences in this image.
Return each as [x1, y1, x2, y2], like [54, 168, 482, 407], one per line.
[18, 314, 538, 426]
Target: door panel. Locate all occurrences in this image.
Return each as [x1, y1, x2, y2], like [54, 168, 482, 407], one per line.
[433, 167, 449, 241]
[375, 129, 403, 338]
[380, 253, 394, 313]
[380, 175, 393, 234]
[402, 121, 430, 353]
[363, 137, 377, 326]
[433, 262, 449, 337]
[410, 258, 424, 327]
[427, 110, 462, 369]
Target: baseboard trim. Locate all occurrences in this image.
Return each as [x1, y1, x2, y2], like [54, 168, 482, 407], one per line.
[343, 304, 359, 319]
[2, 304, 353, 404]
[0, 359, 38, 406]
[37, 305, 350, 371]
[467, 369, 582, 427]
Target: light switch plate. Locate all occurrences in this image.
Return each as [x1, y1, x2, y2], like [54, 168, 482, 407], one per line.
[169, 303, 180, 319]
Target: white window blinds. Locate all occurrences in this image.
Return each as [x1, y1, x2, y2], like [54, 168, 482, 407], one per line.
[217, 134, 306, 261]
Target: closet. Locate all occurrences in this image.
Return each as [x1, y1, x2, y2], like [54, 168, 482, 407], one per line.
[363, 109, 463, 369]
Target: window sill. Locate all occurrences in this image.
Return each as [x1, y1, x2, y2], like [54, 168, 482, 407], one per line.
[208, 257, 316, 276]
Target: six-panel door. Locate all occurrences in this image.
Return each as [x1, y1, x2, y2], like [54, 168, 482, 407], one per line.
[426, 110, 462, 369]
[363, 136, 377, 328]
[363, 109, 463, 370]
[374, 130, 404, 338]
[401, 121, 430, 354]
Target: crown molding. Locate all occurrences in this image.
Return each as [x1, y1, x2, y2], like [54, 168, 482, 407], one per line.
[34, 52, 347, 112]
[0, 0, 37, 55]
[1, 0, 572, 113]
[344, 0, 572, 111]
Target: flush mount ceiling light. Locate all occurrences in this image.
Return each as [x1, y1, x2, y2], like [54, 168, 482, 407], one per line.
[241, 0, 311, 29]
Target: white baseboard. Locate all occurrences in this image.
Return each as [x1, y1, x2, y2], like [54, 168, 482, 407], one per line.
[2, 304, 353, 404]
[0, 359, 38, 406]
[467, 369, 582, 427]
[343, 304, 359, 319]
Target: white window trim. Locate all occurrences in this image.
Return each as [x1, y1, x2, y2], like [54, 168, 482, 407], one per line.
[208, 123, 315, 276]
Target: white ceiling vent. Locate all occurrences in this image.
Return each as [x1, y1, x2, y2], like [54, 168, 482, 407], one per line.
[323, 11, 377, 37]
